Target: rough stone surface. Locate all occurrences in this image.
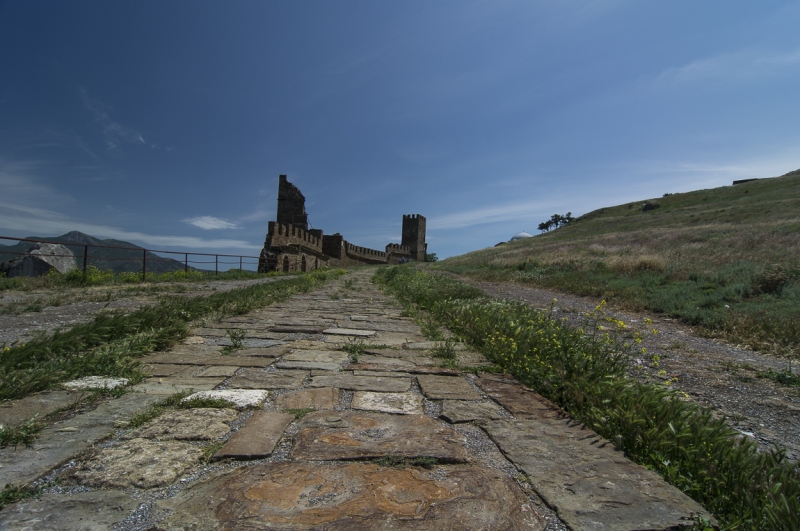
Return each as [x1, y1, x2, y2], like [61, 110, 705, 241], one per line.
[213, 411, 294, 460]
[441, 400, 505, 423]
[0, 490, 138, 531]
[159, 462, 546, 530]
[309, 373, 412, 392]
[126, 408, 238, 440]
[475, 374, 561, 418]
[72, 438, 203, 489]
[62, 376, 128, 390]
[0, 393, 161, 486]
[228, 369, 307, 389]
[276, 349, 349, 371]
[352, 391, 424, 414]
[132, 377, 224, 395]
[270, 325, 324, 334]
[0, 243, 76, 278]
[416, 375, 481, 400]
[195, 365, 239, 377]
[0, 390, 80, 427]
[231, 345, 289, 357]
[292, 410, 469, 462]
[183, 389, 268, 409]
[275, 387, 340, 410]
[483, 418, 717, 531]
[143, 363, 195, 377]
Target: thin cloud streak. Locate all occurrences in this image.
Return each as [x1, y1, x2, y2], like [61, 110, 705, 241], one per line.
[80, 88, 148, 150]
[183, 216, 240, 230]
[655, 48, 800, 86]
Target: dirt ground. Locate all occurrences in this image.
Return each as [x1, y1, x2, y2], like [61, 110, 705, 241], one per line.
[461, 277, 800, 461]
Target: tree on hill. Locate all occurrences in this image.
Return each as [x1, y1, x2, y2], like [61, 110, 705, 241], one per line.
[538, 212, 573, 233]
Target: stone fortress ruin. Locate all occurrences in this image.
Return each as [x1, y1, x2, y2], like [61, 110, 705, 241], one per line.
[258, 175, 426, 272]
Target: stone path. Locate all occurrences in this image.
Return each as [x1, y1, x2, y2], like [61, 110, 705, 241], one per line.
[0, 269, 715, 530]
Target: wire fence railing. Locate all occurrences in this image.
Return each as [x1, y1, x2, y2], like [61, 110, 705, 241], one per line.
[0, 235, 271, 280]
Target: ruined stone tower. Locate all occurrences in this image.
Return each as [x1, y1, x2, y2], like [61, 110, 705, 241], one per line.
[277, 175, 308, 229]
[401, 214, 427, 262]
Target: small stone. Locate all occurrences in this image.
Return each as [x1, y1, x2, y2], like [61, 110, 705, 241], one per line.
[213, 412, 294, 460]
[183, 390, 268, 409]
[229, 369, 307, 390]
[352, 392, 424, 415]
[196, 366, 239, 377]
[322, 328, 376, 337]
[126, 408, 238, 440]
[308, 374, 411, 392]
[62, 376, 128, 390]
[416, 375, 481, 400]
[275, 388, 340, 410]
[132, 377, 224, 395]
[440, 400, 505, 423]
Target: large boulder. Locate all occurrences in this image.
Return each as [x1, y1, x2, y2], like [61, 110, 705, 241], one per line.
[0, 243, 77, 278]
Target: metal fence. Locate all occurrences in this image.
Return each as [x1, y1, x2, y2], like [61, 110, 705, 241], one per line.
[0, 235, 267, 279]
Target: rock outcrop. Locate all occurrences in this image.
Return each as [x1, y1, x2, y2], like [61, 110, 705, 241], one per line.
[0, 243, 77, 277]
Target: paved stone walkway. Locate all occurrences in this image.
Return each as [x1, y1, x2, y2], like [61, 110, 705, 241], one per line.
[0, 269, 715, 530]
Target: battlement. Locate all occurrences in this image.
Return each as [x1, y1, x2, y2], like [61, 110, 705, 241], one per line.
[346, 242, 387, 262]
[268, 221, 323, 253]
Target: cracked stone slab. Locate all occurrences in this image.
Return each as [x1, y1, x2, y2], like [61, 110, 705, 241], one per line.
[158, 462, 546, 530]
[322, 328, 376, 337]
[0, 393, 162, 486]
[184, 389, 268, 409]
[72, 439, 203, 489]
[440, 400, 506, 423]
[125, 408, 238, 440]
[228, 369, 307, 389]
[62, 376, 128, 390]
[195, 365, 239, 377]
[0, 390, 81, 427]
[483, 418, 717, 531]
[213, 411, 294, 460]
[309, 374, 412, 392]
[132, 377, 224, 395]
[352, 392, 424, 415]
[416, 375, 481, 400]
[0, 490, 138, 531]
[474, 374, 561, 419]
[292, 410, 469, 462]
[275, 387, 340, 410]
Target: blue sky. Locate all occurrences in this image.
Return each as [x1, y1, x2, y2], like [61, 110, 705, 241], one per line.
[1, 1, 799, 262]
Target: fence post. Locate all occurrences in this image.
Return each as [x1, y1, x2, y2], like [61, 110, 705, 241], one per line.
[142, 249, 147, 281]
[239, 256, 243, 271]
[83, 245, 88, 276]
[185, 253, 188, 274]
[215, 255, 218, 275]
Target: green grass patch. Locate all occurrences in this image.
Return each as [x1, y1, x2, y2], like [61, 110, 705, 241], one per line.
[0, 269, 343, 401]
[0, 417, 43, 449]
[374, 266, 799, 531]
[283, 408, 316, 419]
[0, 481, 56, 510]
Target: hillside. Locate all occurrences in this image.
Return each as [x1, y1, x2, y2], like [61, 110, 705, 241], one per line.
[440, 170, 800, 356]
[0, 231, 194, 274]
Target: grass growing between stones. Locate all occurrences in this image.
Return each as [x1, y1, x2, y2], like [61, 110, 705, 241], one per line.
[439, 172, 800, 359]
[0, 269, 344, 401]
[283, 408, 316, 419]
[374, 266, 799, 531]
[0, 481, 57, 511]
[0, 417, 43, 449]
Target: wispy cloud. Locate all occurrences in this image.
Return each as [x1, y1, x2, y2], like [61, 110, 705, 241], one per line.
[182, 216, 240, 230]
[655, 48, 800, 86]
[429, 200, 557, 230]
[80, 88, 147, 150]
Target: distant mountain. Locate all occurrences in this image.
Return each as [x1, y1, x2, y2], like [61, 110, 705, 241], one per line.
[0, 231, 196, 274]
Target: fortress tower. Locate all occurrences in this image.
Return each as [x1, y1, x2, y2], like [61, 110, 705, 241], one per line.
[401, 214, 427, 262]
[277, 175, 308, 229]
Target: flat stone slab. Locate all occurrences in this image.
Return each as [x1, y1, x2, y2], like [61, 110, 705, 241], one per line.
[62, 376, 128, 390]
[275, 349, 349, 371]
[145, 352, 276, 367]
[270, 325, 324, 334]
[143, 363, 196, 377]
[292, 411, 469, 462]
[441, 400, 506, 423]
[228, 369, 307, 389]
[352, 391, 424, 415]
[196, 365, 239, 377]
[474, 375, 561, 419]
[213, 411, 294, 460]
[0, 390, 80, 427]
[309, 374, 411, 392]
[231, 345, 289, 357]
[126, 408, 238, 440]
[184, 389, 268, 409]
[322, 328, 376, 337]
[353, 370, 412, 377]
[132, 377, 224, 395]
[214, 338, 286, 348]
[0, 490, 138, 531]
[159, 462, 546, 530]
[416, 375, 481, 400]
[404, 341, 467, 350]
[349, 363, 459, 375]
[483, 418, 717, 531]
[356, 354, 416, 367]
[72, 438, 203, 489]
[0, 393, 162, 486]
[276, 387, 340, 410]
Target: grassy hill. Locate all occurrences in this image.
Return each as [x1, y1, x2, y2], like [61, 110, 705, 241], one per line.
[440, 170, 800, 357]
[0, 231, 194, 274]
